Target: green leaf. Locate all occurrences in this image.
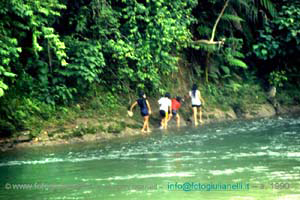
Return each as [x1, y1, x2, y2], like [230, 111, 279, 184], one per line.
[222, 14, 244, 22]
[221, 65, 230, 74]
[0, 81, 8, 90]
[261, 49, 268, 56]
[228, 58, 248, 69]
[3, 72, 16, 77]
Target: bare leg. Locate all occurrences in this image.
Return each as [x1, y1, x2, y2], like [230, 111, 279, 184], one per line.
[142, 116, 149, 132]
[199, 107, 203, 124]
[146, 116, 151, 132]
[167, 114, 172, 122]
[193, 107, 198, 126]
[160, 118, 166, 129]
[163, 117, 167, 129]
[176, 114, 180, 128]
[164, 112, 169, 129]
[160, 112, 168, 130]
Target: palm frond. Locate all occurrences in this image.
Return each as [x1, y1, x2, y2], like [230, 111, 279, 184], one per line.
[222, 13, 244, 22]
[231, 51, 245, 58]
[259, 0, 277, 17]
[232, 0, 251, 11]
[191, 42, 218, 53]
[227, 57, 248, 69]
[241, 2, 258, 23]
[223, 8, 244, 31]
[226, 37, 243, 45]
[218, 19, 235, 34]
[240, 22, 255, 47]
[221, 65, 230, 74]
[249, 4, 259, 24]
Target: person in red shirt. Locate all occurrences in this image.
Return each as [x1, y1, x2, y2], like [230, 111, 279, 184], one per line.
[168, 96, 182, 128]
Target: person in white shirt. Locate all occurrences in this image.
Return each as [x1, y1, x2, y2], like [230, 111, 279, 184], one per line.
[158, 93, 172, 129]
[189, 84, 205, 126]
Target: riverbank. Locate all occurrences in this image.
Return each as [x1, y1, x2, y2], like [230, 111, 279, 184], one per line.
[1, 101, 300, 152]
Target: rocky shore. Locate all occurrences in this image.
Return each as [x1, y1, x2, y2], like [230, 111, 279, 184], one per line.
[1, 102, 300, 152]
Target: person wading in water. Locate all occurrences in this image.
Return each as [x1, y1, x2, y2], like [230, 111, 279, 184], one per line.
[188, 84, 205, 126]
[129, 91, 152, 133]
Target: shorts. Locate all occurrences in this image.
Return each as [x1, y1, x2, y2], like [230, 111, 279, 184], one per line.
[192, 104, 202, 108]
[172, 110, 177, 116]
[160, 110, 168, 118]
[141, 108, 149, 117]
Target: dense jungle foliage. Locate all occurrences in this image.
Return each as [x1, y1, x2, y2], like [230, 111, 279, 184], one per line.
[0, 0, 299, 136]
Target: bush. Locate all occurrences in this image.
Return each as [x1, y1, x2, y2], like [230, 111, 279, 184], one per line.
[201, 82, 268, 112]
[107, 122, 126, 134]
[0, 120, 16, 137]
[277, 86, 300, 105]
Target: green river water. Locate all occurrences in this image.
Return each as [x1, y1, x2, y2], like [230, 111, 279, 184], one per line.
[0, 115, 300, 200]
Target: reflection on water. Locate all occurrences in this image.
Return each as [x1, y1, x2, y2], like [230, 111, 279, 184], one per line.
[0, 115, 300, 200]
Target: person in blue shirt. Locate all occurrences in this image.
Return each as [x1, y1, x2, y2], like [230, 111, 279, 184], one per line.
[129, 91, 152, 133]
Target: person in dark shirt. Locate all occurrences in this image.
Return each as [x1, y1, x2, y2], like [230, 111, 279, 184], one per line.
[129, 91, 152, 133]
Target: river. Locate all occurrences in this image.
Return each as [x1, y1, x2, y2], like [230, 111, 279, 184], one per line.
[0, 115, 300, 200]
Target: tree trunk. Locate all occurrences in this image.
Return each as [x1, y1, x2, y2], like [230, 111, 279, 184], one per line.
[210, 0, 229, 42]
[205, 0, 229, 83]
